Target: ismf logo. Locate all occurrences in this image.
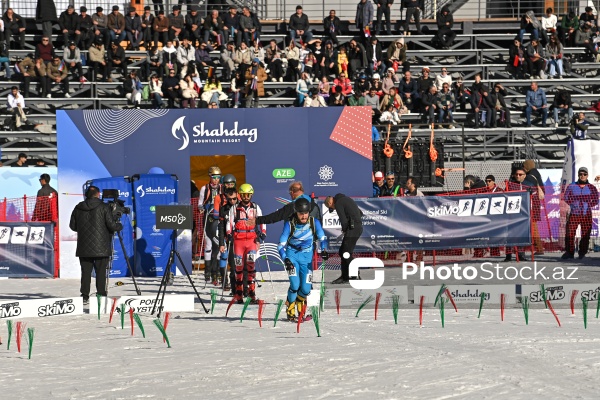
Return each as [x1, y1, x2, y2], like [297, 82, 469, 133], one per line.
[172, 116, 190, 151]
[318, 165, 334, 181]
[456, 199, 473, 217]
[505, 196, 522, 214]
[489, 197, 506, 215]
[473, 198, 489, 216]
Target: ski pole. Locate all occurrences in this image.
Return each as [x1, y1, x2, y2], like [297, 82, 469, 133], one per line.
[221, 239, 233, 300]
[260, 239, 276, 297]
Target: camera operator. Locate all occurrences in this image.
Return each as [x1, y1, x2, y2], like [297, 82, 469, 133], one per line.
[69, 185, 123, 304]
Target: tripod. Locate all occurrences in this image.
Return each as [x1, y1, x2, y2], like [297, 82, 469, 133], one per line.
[151, 230, 209, 317]
[105, 217, 141, 297]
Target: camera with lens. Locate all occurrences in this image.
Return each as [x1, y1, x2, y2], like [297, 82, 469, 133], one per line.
[102, 189, 131, 220]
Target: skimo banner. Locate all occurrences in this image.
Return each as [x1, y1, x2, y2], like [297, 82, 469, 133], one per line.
[321, 192, 531, 251]
[0, 297, 83, 319]
[0, 222, 55, 277]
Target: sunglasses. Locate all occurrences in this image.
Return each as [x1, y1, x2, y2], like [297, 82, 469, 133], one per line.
[210, 175, 221, 179]
[516, 173, 526, 176]
[579, 172, 588, 176]
[227, 197, 238, 202]
[386, 178, 395, 181]
[486, 179, 493, 182]
[289, 187, 301, 193]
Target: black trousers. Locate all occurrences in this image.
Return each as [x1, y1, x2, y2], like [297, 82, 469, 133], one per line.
[338, 228, 362, 280]
[80, 257, 109, 298]
[376, 5, 392, 35]
[404, 8, 421, 33]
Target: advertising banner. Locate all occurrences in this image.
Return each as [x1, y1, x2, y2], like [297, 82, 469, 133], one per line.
[323, 286, 410, 309]
[521, 283, 600, 305]
[132, 174, 178, 277]
[0, 297, 83, 319]
[92, 295, 195, 314]
[321, 192, 531, 251]
[0, 222, 55, 277]
[88, 176, 135, 277]
[414, 285, 516, 305]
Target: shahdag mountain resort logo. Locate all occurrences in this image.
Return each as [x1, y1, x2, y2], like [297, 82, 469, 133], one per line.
[171, 116, 259, 150]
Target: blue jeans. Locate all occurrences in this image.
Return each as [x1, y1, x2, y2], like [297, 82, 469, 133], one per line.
[289, 29, 313, 45]
[518, 27, 539, 42]
[109, 30, 126, 45]
[152, 92, 164, 108]
[553, 106, 573, 124]
[547, 58, 564, 77]
[285, 249, 313, 304]
[1, 60, 10, 79]
[439, 107, 454, 123]
[525, 105, 548, 125]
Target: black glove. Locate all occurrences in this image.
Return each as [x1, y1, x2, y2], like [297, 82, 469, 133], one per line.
[284, 258, 295, 275]
[259, 232, 266, 241]
[321, 251, 329, 261]
[115, 223, 123, 232]
[226, 234, 233, 242]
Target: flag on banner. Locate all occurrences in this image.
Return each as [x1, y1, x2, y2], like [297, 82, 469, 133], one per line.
[14, 63, 21, 74]
[58, 60, 66, 71]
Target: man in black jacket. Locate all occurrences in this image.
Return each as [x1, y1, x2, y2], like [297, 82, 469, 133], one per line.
[69, 186, 123, 304]
[325, 194, 363, 284]
[376, 0, 393, 36]
[289, 6, 313, 46]
[59, 6, 81, 48]
[323, 10, 341, 45]
[435, 5, 455, 48]
[249, 181, 320, 226]
[403, 0, 424, 35]
[32, 173, 58, 222]
[488, 83, 511, 128]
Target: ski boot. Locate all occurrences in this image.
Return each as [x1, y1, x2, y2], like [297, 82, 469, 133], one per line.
[286, 300, 297, 322]
[211, 273, 219, 287]
[296, 295, 309, 322]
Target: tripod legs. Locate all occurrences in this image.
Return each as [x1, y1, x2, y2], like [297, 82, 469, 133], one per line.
[116, 231, 141, 295]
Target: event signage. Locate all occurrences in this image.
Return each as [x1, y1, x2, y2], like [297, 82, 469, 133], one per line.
[522, 283, 600, 305]
[92, 295, 195, 315]
[321, 192, 531, 251]
[414, 285, 516, 304]
[0, 222, 55, 277]
[0, 297, 84, 319]
[323, 286, 409, 309]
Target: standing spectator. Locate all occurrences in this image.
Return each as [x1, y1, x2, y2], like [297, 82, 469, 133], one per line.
[489, 83, 511, 128]
[124, 70, 143, 108]
[375, 0, 393, 36]
[559, 10, 579, 47]
[152, 11, 169, 47]
[59, 5, 81, 49]
[177, 37, 196, 77]
[373, 171, 385, 196]
[403, 0, 423, 35]
[545, 34, 564, 78]
[140, 6, 155, 48]
[421, 85, 439, 126]
[195, 41, 216, 79]
[387, 38, 407, 72]
[541, 8, 558, 44]
[435, 5, 456, 48]
[125, 7, 142, 50]
[437, 82, 455, 128]
[519, 11, 541, 42]
[107, 6, 126, 46]
[244, 58, 267, 108]
[3, 8, 26, 49]
[563, 167, 599, 259]
[323, 10, 341, 46]
[92, 7, 109, 45]
[162, 68, 181, 108]
[366, 36, 384, 77]
[523, 159, 545, 254]
[434, 67, 452, 90]
[380, 172, 400, 196]
[304, 88, 327, 107]
[508, 36, 527, 79]
[69, 186, 123, 304]
[185, 5, 202, 46]
[405, 176, 424, 196]
[222, 6, 241, 46]
[289, 6, 313, 46]
[230, 71, 245, 108]
[47, 56, 70, 97]
[88, 40, 107, 82]
[525, 37, 545, 79]
[36, 0, 58, 39]
[149, 74, 165, 108]
[35, 36, 55, 63]
[325, 194, 364, 284]
[18, 55, 50, 97]
[203, 9, 224, 46]
[7, 86, 27, 130]
[168, 5, 184, 42]
[525, 81, 548, 127]
[107, 42, 127, 81]
[569, 111, 589, 139]
[240, 7, 259, 46]
[356, 0, 375, 35]
[552, 89, 573, 128]
[398, 70, 418, 111]
[32, 173, 58, 221]
[63, 41, 83, 82]
[485, 175, 502, 192]
[152, 0, 164, 16]
[78, 7, 95, 51]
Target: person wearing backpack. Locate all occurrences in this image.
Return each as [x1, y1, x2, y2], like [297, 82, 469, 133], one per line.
[279, 198, 328, 322]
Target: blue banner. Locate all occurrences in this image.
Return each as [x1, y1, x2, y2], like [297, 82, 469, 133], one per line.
[88, 177, 134, 277]
[0, 222, 55, 277]
[132, 174, 178, 276]
[321, 192, 532, 251]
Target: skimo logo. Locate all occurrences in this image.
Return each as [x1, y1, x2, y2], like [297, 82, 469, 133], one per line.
[0, 302, 21, 318]
[171, 116, 258, 150]
[427, 198, 512, 218]
[136, 185, 176, 198]
[38, 299, 76, 317]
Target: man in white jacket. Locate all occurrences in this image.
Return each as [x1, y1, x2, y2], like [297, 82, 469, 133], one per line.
[7, 86, 27, 130]
[63, 41, 84, 81]
[303, 89, 327, 107]
[176, 37, 196, 77]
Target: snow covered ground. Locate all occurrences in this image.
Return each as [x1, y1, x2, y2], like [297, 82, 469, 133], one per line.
[3, 254, 600, 399]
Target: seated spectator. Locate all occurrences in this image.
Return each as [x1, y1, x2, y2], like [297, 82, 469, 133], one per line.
[437, 82, 455, 128]
[304, 89, 327, 107]
[222, 5, 241, 46]
[421, 85, 440, 125]
[373, 171, 384, 197]
[579, 6, 597, 32]
[250, 38, 265, 66]
[355, 74, 372, 95]
[558, 10, 578, 47]
[0, 41, 10, 81]
[405, 176, 424, 197]
[451, 76, 469, 112]
[107, 6, 126, 46]
[177, 37, 196, 77]
[140, 6, 154, 48]
[169, 6, 185, 42]
[244, 58, 267, 108]
[162, 68, 181, 108]
[525, 38, 546, 79]
[162, 40, 179, 77]
[545, 34, 564, 78]
[434, 67, 452, 90]
[284, 40, 301, 82]
[435, 5, 456, 49]
[332, 72, 353, 97]
[370, 73, 383, 96]
[398, 70, 418, 110]
[240, 6, 259, 46]
[107, 42, 127, 81]
[203, 9, 224, 45]
[12, 152, 28, 167]
[230, 71, 245, 108]
[386, 38, 408, 72]
[92, 7, 109, 45]
[265, 40, 284, 82]
[35, 36, 55, 64]
[381, 68, 397, 95]
[541, 8, 558, 44]
[508, 37, 527, 79]
[125, 7, 142, 50]
[337, 46, 349, 75]
[47, 56, 70, 98]
[366, 36, 385, 77]
[234, 41, 253, 78]
[575, 22, 598, 61]
[7, 86, 27, 130]
[525, 81, 548, 127]
[380, 87, 406, 114]
[328, 85, 346, 106]
[320, 40, 338, 79]
[124, 70, 143, 108]
[296, 72, 312, 106]
[347, 39, 366, 78]
[180, 73, 199, 108]
[570, 111, 589, 139]
[365, 87, 380, 116]
[470, 81, 492, 128]
[195, 41, 216, 79]
[323, 10, 341, 45]
[318, 76, 331, 100]
[417, 67, 435, 102]
[519, 11, 541, 43]
[152, 11, 169, 46]
[59, 5, 80, 49]
[2, 8, 25, 49]
[149, 74, 165, 108]
[63, 41, 84, 82]
[88, 40, 107, 82]
[221, 41, 237, 81]
[185, 6, 202, 46]
[489, 83, 511, 128]
[289, 6, 313, 46]
[380, 173, 400, 197]
[348, 91, 365, 106]
[380, 104, 401, 125]
[79, 7, 95, 50]
[552, 89, 573, 127]
[145, 46, 163, 80]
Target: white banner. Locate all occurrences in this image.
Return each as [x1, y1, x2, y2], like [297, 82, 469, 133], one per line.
[0, 297, 84, 320]
[414, 285, 516, 304]
[89, 295, 195, 315]
[522, 283, 600, 305]
[323, 286, 409, 309]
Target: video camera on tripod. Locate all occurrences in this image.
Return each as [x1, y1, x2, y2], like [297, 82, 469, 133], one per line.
[102, 189, 131, 220]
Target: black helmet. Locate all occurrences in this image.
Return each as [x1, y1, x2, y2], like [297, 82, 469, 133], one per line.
[294, 197, 311, 213]
[222, 174, 236, 185]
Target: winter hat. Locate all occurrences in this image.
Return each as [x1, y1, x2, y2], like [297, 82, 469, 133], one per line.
[96, 6, 103, 12]
[374, 171, 384, 181]
[485, 175, 495, 182]
[144, 6, 151, 11]
[252, 58, 260, 63]
[372, 73, 380, 79]
[80, 6, 87, 12]
[129, 6, 136, 13]
[112, 6, 119, 11]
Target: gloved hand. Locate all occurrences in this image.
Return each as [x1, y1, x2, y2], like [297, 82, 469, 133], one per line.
[321, 250, 329, 261]
[259, 232, 266, 241]
[285, 258, 295, 275]
[115, 223, 123, 232]
[204, 204, 213, 212]
[226, 234, 233, 242]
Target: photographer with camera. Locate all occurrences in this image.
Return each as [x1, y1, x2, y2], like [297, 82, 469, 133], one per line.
[69, 185, 123, 304]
